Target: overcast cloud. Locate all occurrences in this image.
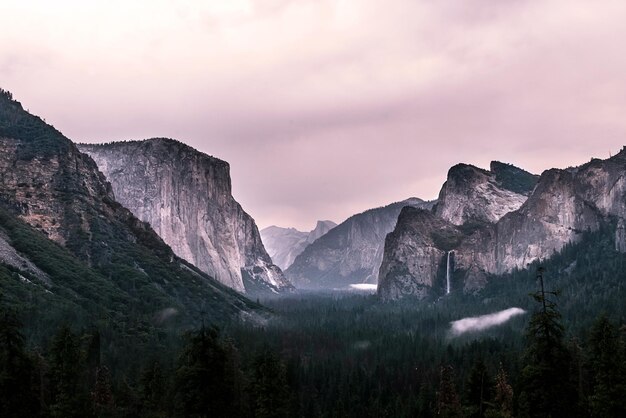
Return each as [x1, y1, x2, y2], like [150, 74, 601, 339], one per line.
[2, 0, 626, 229]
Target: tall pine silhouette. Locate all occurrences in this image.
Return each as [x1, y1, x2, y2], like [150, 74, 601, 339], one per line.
[519, 267, 578, 418]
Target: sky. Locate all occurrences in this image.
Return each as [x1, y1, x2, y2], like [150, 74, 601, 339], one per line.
[2, 0, 626, 230]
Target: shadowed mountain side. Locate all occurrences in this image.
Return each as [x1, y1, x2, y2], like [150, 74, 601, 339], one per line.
[286, 198, 435, 289]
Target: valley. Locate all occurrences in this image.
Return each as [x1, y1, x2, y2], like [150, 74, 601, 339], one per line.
[1, 88, 626, 417]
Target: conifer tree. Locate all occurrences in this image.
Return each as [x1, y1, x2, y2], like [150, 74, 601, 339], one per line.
[140, 359, 168, 415]
[48, 326, 89, 418]
[436, 364, 463, 418]
[173, 326, 237, 417]
[519, 268, 578, 418]
[485, 363, 513, 418]
[92, 365, 115, 417]
[465, 358, 491, 418]
[250, 349, 291, 418]
[0, 300, 39, 417]
[587, 315, 626, 417]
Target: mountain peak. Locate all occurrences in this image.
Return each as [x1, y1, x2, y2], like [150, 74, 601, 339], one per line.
[435, 160, 536, 225]
[489, 161, 538, 195]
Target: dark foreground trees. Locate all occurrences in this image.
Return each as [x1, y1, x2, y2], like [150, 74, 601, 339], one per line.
[518, 270, 578, 418]
[0, 302, 39, 417]
[3, 267, 626, 418]
[586, 315, 626, 417]
[173, 326, 239, 417]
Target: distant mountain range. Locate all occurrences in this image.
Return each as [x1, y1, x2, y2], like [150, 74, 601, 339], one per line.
[285, 198, 436, 289]
[2, 86, 625, 335]
[261, 221, 337, 270]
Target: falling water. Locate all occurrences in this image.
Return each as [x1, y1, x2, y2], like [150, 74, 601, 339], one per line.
[446, 251, 452, 294]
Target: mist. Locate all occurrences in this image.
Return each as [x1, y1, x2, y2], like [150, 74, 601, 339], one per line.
[449, 307, 526, 337]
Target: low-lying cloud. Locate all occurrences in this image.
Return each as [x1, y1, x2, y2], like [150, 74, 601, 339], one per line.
[349, 283, 378, 291]
[450, 307, 526, 336]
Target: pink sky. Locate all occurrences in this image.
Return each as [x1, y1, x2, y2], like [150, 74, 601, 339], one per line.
[2, 0, 626, 230]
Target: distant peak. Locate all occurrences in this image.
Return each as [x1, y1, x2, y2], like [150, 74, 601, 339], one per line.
[447, 163, 490, 180]
[490, 161, 538, 195]
[402, 197, 425, 204]
[315, 220, 337, 228]
[489, 160, 535, 176]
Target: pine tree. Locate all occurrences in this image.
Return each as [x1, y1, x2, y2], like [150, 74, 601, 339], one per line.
[92, 365, 116, 417]
[250, 349, 291, 418]
[173, 326, 237, 417]
[0, 301, 39, 417]
[465, 358, 491, 418]
[485, 364, 513, 418]
[48, 326, 89, 418]
[436, 364, 463, 418]
[519, 268, 578, 418]
[587, 315, 626, 417]
[140, 359, 168, 416]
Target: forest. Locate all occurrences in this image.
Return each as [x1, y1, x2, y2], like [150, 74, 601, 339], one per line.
[2, 225, 626, 417]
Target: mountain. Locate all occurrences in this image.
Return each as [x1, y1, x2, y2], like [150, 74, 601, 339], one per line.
[285, 198, 436, 289]
[0, 89, 263, 332]
[433, 161, 538, 225]
[260, 220, 337, 270]
[379, 155, 626, 300]
[78, 139, 293, 295]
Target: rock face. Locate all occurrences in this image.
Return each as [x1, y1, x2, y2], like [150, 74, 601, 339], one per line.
[379, 162, 536, 300]
[78, 139, 293, 294]
[0, 89, 261, 322]
[286, 198, 436, 289]
[379, 153, 626, 301]
[261, 220, 337, 270]
[377, 207, 461, 299]
[434, 161, 538, 225]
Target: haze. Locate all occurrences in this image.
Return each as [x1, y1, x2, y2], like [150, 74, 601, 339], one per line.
[2, 0, 626, 229]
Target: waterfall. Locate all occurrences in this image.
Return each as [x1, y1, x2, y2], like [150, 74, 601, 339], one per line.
[446, 251, 452, 294]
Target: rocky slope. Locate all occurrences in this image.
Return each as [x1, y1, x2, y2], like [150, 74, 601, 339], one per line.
[261, 220, 337, 270]
[286, 198, 436, 289]
[78, 139, 293, 295]
[379, 154, 626, 300]
[0, 89, 262, 325]
[434, 161, 538, 225]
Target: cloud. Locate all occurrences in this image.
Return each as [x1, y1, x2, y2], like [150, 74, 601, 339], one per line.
[449, 307, 526, 336]
[349, 283, 378, 291]
[2, 1, 626, 228]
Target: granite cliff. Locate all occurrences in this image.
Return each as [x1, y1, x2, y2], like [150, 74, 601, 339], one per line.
[0, 89, 261, 323]
[379, 154, 626, 301]
[78, 139, 293, 295]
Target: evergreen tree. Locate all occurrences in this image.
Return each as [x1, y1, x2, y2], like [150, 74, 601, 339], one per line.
[465, 358, 491, 418]
[173, 326, 237, 417]
[92, 365, 116, 417]
[140, 359, 168, 416]
[250, 349, 291, 418]
[587, 315, 626, 417]
[485, 364, 513, 418]
[48, 326, 89, 418]
[519, 268, 578, 418]
[0, 301, 39, 417]
[436, 364, 463, 418]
